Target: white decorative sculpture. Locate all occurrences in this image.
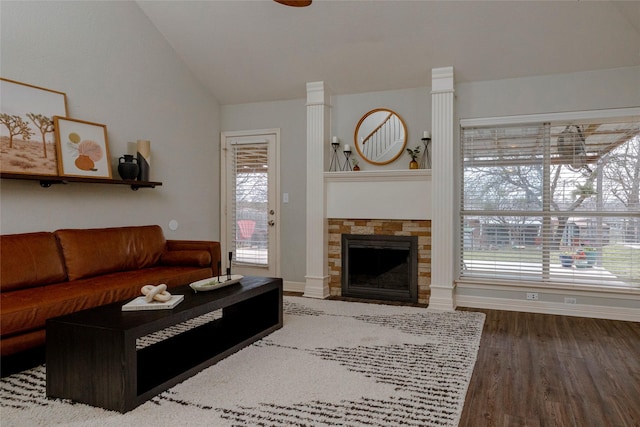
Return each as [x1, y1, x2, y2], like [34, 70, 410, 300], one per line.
[141, 284, 172, 303]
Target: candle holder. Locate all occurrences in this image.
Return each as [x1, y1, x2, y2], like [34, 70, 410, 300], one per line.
[420, 137, 431, 169]
[329, 142, 342, 172]
[329, 142, 341, 172]
[342, 149, 352, 171]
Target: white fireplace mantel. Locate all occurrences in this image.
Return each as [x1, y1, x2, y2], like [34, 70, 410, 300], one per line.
[325, 169, 431, 220]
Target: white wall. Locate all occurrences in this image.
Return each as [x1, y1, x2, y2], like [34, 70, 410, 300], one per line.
[457, 66, 640, 120]
[325, 170, 431, 220]
[0, 1, 221, 240]
[332, 87, 431, 171]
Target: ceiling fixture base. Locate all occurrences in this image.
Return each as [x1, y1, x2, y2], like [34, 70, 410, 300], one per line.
[274, 0, 312, 7]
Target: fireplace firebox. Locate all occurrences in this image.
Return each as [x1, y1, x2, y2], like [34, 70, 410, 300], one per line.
[341, 234, 418, 303]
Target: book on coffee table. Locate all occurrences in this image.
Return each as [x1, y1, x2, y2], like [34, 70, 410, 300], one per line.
[122, 295, 184, 311]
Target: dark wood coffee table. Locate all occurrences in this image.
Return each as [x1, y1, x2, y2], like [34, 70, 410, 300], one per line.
[46, 276, 282, 413]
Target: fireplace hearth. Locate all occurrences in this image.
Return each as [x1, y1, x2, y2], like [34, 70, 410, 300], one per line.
[342, 234, 418, 303]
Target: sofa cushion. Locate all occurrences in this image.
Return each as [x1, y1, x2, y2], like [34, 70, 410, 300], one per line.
[0, 232, 67, 292]
[55, 225, 166, 281]
[0, 330, 45, 357]
[160, 250, 212, 267]
[0, 265, 213, 339]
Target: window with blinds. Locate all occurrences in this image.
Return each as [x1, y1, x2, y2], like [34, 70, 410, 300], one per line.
[230, 141, 269, 265]
[460, 116, 639, 288]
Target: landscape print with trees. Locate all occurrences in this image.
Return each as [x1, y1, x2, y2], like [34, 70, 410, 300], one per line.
[0, 78, 68, 176]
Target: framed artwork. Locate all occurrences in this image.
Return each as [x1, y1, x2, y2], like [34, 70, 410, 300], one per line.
[0, 77, 68, 176]
[54, 116, 112, 179]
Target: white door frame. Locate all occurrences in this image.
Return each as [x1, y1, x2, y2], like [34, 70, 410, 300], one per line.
[220, 128, 281, 277]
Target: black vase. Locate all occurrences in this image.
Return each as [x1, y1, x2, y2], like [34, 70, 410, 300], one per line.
[118, 154, 139, 180]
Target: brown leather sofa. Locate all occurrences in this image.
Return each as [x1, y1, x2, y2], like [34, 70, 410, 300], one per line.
[0, 225, 221, 357]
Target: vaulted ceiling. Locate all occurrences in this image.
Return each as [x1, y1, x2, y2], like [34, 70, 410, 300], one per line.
[137, 0, 640, 105]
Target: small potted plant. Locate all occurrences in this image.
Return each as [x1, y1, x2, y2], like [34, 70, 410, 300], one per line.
[573, 250, 589, 268]
[559, 251, 574, 268]
[352, 158, 360, 171]
[406, 146, 421, 169]
[581, 246, 597, 266]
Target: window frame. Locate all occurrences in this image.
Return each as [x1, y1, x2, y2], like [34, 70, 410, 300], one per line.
[459, 107, 640, 290]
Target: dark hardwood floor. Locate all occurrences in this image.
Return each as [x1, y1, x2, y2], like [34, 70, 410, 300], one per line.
[299, 292, 640, 426]
[459, 308, 640, 427]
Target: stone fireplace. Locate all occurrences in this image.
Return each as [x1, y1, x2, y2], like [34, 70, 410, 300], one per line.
[328, 219, 431, 304]
[305, 72, 454, 309]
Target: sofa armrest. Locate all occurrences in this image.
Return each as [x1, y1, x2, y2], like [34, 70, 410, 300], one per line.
[165, 240, 221, 275]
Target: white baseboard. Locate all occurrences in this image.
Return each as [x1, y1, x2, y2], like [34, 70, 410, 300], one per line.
[427, 284, 456, 311]
[284, 280, 639, 320]
[456, 294, 640, 322]
[302, 275, 330, 299]
[283, 280, 305, 294]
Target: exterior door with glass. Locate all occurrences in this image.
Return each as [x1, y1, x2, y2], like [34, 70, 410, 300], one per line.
[221, 130, 279, 278]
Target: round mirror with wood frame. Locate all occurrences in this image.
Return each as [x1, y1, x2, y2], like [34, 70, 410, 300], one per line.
[354, 108, 407, 165]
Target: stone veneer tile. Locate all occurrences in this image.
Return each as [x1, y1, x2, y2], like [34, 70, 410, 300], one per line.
[381, 221, 403, 231]
[351, 226, 374, 235]
[328, 233, 342, 243]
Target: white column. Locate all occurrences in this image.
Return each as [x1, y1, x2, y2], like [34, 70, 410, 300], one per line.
[304, 81, 330, 298]
[429, 67, 456, 311]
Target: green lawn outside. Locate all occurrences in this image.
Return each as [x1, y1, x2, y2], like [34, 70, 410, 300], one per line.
[602, 244, 640, 282]
[464, 245, 640, 283]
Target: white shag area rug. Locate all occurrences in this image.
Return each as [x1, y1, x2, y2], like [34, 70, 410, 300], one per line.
[1, 296, 485, 427]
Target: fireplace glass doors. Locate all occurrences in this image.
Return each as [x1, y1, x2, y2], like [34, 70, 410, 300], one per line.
[342, 234, 418, 303]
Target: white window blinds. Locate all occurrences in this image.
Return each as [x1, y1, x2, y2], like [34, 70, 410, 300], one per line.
[230, 141, 269, 265]
[460, 117, 640, 288]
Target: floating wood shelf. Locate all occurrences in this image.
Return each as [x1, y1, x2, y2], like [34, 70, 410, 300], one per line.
[0, 173, 162, 191]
